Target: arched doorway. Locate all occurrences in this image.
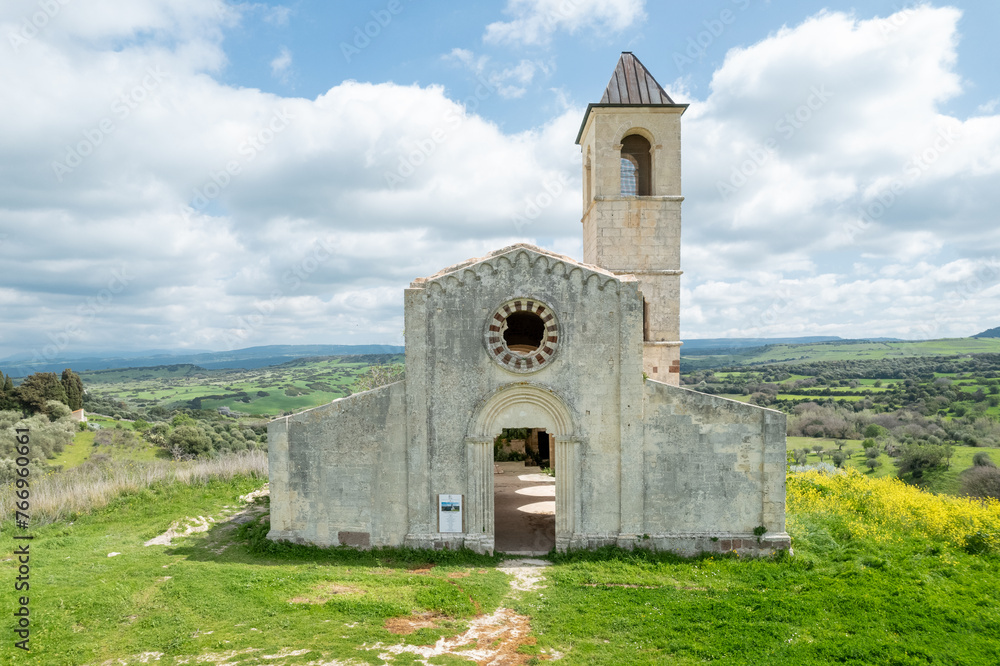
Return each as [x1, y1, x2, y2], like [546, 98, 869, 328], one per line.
[465, 383, 578, 555]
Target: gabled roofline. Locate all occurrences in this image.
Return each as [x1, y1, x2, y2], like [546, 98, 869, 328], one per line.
[411, 242, 627, 288]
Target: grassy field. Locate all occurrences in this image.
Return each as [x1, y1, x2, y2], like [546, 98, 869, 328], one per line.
[83, 355, 401, 418]
[2, 470, 999, 665]
[683, 337, 1000, 369]
[786, 436, 1000, 496]
[49, 430, 97, 469]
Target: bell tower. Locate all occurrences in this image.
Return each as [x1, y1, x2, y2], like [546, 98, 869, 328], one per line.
[576, 52, 687, 385]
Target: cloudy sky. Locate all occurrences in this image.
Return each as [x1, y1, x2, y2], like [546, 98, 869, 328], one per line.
[2, 0, 999, 363]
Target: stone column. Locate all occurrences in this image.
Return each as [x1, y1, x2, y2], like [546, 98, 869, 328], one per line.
[465, 437, 495, 555]
[554, 437, 580, 551]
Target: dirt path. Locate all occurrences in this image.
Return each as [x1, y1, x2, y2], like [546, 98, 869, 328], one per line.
[365, 557, 560, 665]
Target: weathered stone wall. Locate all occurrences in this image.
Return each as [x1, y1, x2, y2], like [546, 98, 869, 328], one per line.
[404, 246, 645, 549]
[267, 380, 408, 548]
[640, 381, 789, 554]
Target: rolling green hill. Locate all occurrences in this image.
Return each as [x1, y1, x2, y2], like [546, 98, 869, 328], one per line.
[83, 354, 402, 417]
[682, 337, 1000, 371]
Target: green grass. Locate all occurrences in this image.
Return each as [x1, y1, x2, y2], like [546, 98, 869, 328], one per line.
[49, 427, 167, 472]
[785, 438, 1000, 493]
[88, 415, 136, 429]
[49, 430, 97, 469]
[3, 470, 999, 664]
[0, 477, 508, 665]
[910, 447, 1000, 496]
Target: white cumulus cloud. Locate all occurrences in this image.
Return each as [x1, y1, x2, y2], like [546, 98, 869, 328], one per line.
[484, 0, 646, 46]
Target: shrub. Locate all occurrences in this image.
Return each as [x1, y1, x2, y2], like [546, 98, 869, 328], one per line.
[961, 466, 1000, 500]
[0, 412, 74, 460]
[895, 442, 951, 482]
[94, 428, 140, 448]
[168, 425, 211, 457]
[864, 424, 888, 439]
[973, 452, 997, 468]
[45, 400, 72, 421]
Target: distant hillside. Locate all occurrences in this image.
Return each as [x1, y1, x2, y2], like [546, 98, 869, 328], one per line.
[79, 364, 216, 384]
[1, 344, 405, 377]
[974, 327, 1000, 338]
[681, 336, 842, 352]
[681, 337, 1000, 371]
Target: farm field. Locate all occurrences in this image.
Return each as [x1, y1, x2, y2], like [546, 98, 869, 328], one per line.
[687, 350, 1000, 424]
[682, 336, 1000, 370]
[82, 354, 402, 418]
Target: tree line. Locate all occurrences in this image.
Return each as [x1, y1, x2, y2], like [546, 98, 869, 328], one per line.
[0, 368, 84, 417]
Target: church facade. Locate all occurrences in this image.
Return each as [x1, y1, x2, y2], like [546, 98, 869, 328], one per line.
[267, 54, 790, 556]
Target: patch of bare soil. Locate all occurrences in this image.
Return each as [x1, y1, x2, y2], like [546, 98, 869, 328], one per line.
[288, 582, 365, 604]
[143, 515, 214, 546]
[498, 558, 550, 592]
[372, 607, 536, 664]
[143, 484, 270, 549]
[368, 558, 557, 664]
[384, 611, 450, 635]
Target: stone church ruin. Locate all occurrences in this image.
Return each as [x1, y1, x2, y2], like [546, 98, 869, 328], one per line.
[267, 53, 790, 556]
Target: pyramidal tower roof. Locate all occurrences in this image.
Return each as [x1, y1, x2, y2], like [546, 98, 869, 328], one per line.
[576, 52, 687, 144]
[600, 52, 674, 105]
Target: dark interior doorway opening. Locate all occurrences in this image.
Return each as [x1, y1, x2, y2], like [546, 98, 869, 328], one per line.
[493, 426, 556, 555]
